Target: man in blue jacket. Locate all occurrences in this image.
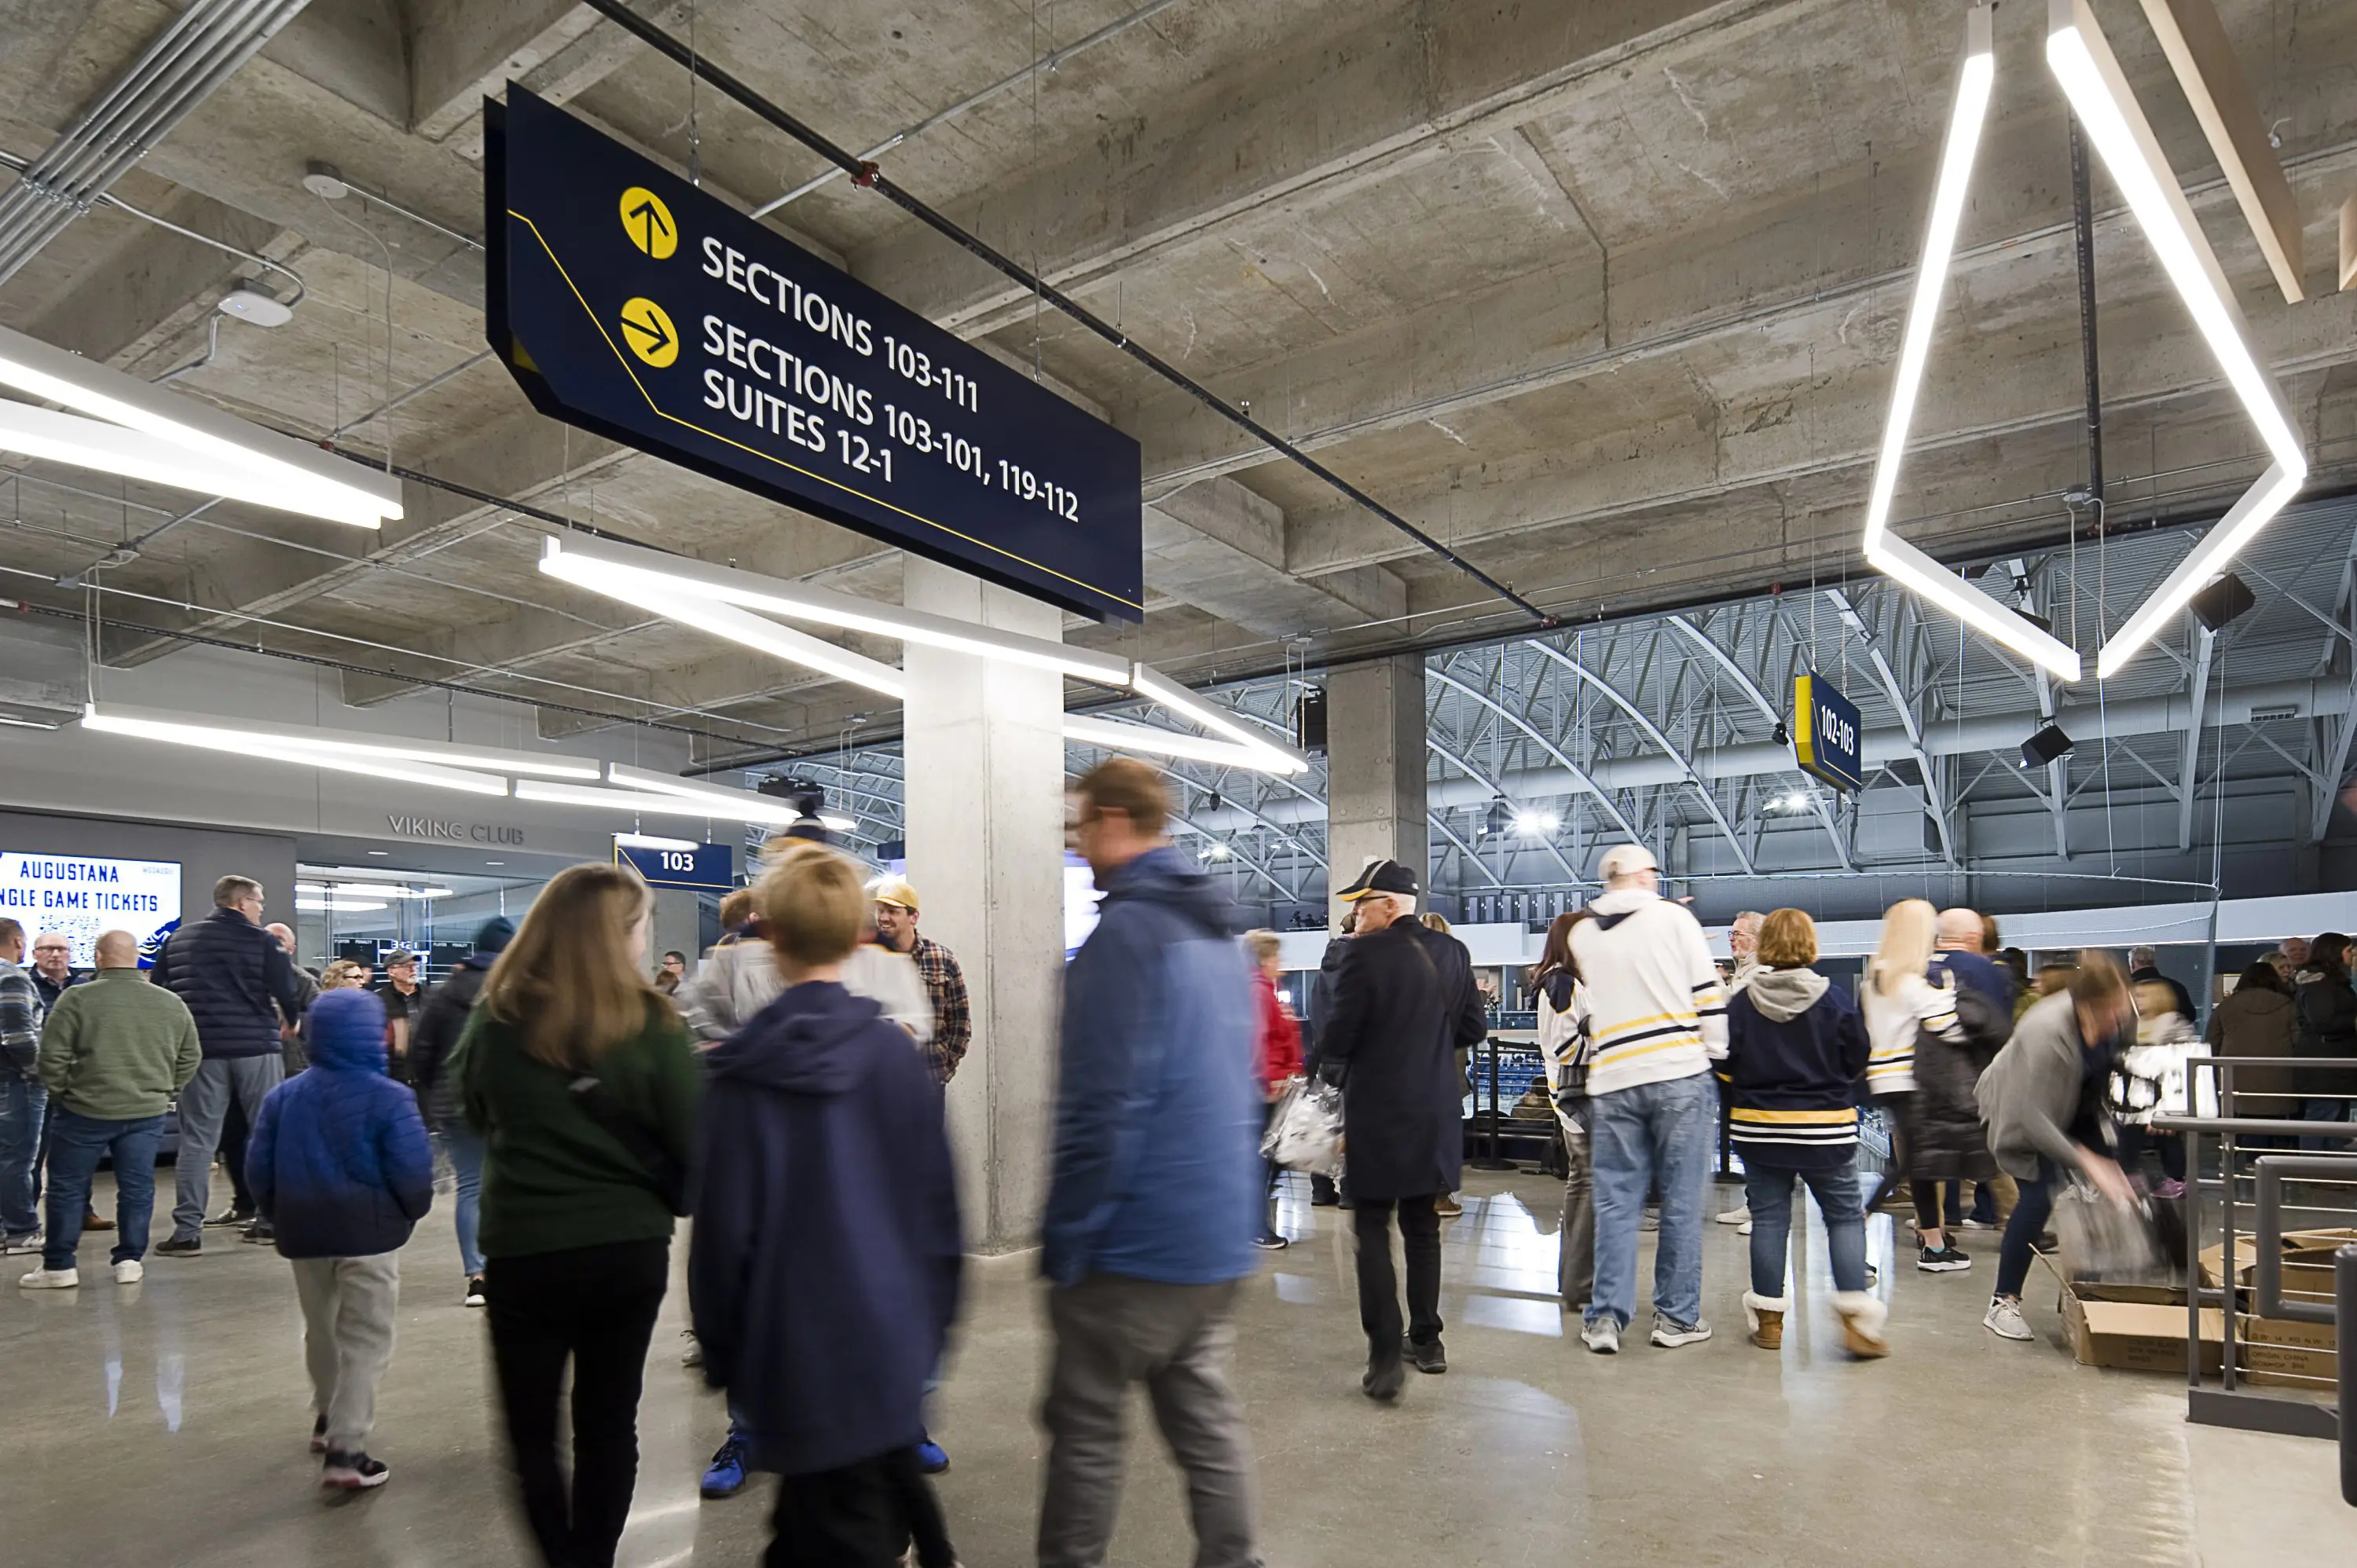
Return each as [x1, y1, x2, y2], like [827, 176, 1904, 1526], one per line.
[246, 987, 432, 1492]
[151, 875, 306, 1256]
[688, 844, 962, 1567]
[1040, 758, 1263, 1568]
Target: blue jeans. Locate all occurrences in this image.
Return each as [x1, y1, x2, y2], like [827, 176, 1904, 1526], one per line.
[0, 1058, 47, 1237]
[42, 1109, 166, 1269]
[1743, 1161, 1868, 1297]
[2299, 1097, 2350, 1153]
[439, 1127, 486, 1278]
[1995, 1157, 2061, 1299]
[1586, 1072, 1714, 1329]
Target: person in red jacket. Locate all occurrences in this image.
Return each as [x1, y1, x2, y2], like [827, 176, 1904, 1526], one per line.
[1246, 931, 1303, 1251]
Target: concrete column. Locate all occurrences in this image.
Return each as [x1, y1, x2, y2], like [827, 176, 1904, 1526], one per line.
[1326, 654, 1427, 927]
[901, 558, 1065, 1255]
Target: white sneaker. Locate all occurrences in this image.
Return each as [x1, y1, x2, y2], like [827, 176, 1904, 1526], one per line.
[1580, 1317, 1621, 1354]
[2, 1231, 45, 1255]
[1737, 1219, 1754, 1236]
[1716, 1204, 1750, 1225]
[1650, 1314, 1714, 1348]
[1984, 1297, 2033, 1341]
[113, 1259, 144, 1284]
[18, 1266, 78, 1289]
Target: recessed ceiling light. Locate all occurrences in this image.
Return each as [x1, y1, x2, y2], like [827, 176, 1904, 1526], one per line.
[368, 849, 389, 855]
[485, 859, 504, 866]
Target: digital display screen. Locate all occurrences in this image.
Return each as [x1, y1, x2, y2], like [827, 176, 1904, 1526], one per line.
[0, 852, 183, 967]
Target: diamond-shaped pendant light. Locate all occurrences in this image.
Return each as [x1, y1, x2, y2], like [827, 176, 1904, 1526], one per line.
[1862, 0, 2307, 683]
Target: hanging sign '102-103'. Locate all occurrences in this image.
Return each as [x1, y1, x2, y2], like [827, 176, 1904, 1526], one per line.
[1792, 673, 1863, 792]
[484, 88, 1144, 622]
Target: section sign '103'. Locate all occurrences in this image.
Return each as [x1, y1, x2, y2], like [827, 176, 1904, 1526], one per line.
[485, 89, 1143, 622]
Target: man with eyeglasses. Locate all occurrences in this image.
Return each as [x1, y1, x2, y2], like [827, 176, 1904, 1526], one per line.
[27, 933, 82, 1013]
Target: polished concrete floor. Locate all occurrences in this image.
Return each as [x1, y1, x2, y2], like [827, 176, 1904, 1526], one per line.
[2, 1166, 2350, 1566]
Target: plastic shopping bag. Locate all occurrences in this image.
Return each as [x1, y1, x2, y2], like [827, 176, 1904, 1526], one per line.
[1261, 1078, 1345, 1177]
[2052, 1182, 2180, 1284]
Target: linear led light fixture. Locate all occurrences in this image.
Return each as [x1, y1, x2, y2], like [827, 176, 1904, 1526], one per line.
[295, 899, 389, 913]
[614, 831, 700, 851]
[1061, 714, 1302, 774]
[1127, 665, 1310, 773]
[519, 775, 855, 834]
[2047, 0, 2309, 678]
[1875, 536, 2084, 680]
[82, 705, 510, 797]
[539, 533, 1130, 685]
[294, 881, 453, 899]
[79, 700, 599, 781]
[0, 322, 401, 530]
[609, 573, 907, 698]
[609, 763, 860, 832]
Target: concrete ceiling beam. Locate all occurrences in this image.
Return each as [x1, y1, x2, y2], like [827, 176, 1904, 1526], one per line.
[851, 0, 1800, 332]
[1142, 476, 1405, 638]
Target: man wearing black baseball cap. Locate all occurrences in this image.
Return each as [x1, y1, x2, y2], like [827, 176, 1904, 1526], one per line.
[1316, 859, 1486, 1400]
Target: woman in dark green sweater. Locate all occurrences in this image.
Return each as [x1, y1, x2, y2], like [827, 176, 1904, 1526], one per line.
[456, 863, 700, 1568]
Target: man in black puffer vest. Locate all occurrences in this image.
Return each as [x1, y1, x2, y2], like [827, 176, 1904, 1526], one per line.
[150, 875, 305, 1256]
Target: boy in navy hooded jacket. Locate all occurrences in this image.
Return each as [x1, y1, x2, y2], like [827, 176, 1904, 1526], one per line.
[689, 844, 963, 1568]
[247, 987, 433, 1490]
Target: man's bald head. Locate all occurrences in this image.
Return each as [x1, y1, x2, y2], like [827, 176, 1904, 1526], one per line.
[93, 930, 139, 969]
[1937, 908, 1982, 951]
[265, 922, 297, 954]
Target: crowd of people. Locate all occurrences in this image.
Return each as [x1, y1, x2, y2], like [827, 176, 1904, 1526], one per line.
[5, 792, 2356, 1564]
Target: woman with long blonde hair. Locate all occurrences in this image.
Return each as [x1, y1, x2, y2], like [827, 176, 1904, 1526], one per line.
[458, 863, 701, 1568]
[1861, 898, 1975, 1274]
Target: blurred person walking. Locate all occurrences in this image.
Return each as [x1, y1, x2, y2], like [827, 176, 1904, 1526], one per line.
[872, 879, 970, 1085]
[1419, 910, 1472, 1220]
[1567, 845, 1728, 1354]
[654, 951, 687, 995]
[265, 923, 321, 1077]
[2128, 947, 2195, 1024]
[1978, 955, 2139, 1340]
[245, 988, 432, 1489]
[460, 863, 702, 1568]
[2291, 932, 2357, 1150]
[689, 846, 963, 1568]
[1933, 907, 2014, 1233]
[1245, 930, 1302, 1250]
[1860, 900, 1977, 1273]
[372, 951, 426, 1086]
[1534, 911, 1595, 1313]
[1040, 760, 1263, 1568]
[409, 916, 514, 1307]
[1303, 907, 1356, 1209]
[19, 930, 199, 1287]
[148, 876, 306, 1258]
[1318, 858, 1486, 1396]
[1721, 910, 1884, 1357]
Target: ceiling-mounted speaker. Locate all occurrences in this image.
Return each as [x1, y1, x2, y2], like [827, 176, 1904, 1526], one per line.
[1296, 687, 1328, 755]
[2188, 572, 2256, 632]
[2021, 723, 2075, 770]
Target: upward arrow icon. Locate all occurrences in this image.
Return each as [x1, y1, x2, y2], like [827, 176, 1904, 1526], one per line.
[618, 185, 678, 259]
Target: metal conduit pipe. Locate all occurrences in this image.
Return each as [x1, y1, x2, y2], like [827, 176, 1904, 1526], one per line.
[1190, 676, 2352, 829]
[0, 0, 312, 286]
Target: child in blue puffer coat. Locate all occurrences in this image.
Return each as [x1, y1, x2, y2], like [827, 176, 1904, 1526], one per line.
[247, 987, 433, 1492]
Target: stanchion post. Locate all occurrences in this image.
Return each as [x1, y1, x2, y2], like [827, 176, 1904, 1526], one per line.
[2340, 1244, 2356, 1507]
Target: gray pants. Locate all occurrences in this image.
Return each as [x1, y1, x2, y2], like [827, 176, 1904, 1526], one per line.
[171, 1055, 284, 1239]
[1039, 1274, 1260, 1568]
[1557, 1128, 1595, 1311]
[291, 1253, 400, 1453]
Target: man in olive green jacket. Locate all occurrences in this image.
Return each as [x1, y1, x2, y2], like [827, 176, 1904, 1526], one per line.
[22, 931, 201, 1287]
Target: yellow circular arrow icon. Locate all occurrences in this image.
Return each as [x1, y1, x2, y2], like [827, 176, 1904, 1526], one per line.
[618, 297, 678, 368]
[618, 186, 676, 259]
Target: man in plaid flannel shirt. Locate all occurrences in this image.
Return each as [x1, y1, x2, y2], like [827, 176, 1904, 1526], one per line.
[0, 918, 49, 1251]
[871, 879, 970, 1086]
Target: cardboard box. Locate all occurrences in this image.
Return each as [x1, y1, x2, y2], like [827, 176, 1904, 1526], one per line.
[2197, 1227, 2357, 1295]
[2233, 1310, 2339, 1389]
[2062, 1281, 2223, 1373]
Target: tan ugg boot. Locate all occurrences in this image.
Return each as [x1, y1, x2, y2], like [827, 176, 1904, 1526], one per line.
[1832, 1291, 1890, 1358]
[1742, 1290, 1787, 1349]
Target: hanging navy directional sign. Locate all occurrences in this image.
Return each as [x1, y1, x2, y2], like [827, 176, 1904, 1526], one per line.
[1791, 672, 1864, 793]
[485, 89, 1144, 622]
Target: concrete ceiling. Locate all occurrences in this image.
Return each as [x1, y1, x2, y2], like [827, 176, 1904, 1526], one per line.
[3, 0, 2356, 766]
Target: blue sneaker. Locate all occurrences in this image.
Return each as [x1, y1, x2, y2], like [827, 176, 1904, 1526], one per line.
[915, 1438, 949, 1475]
[700, 1434, 747, 1498]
